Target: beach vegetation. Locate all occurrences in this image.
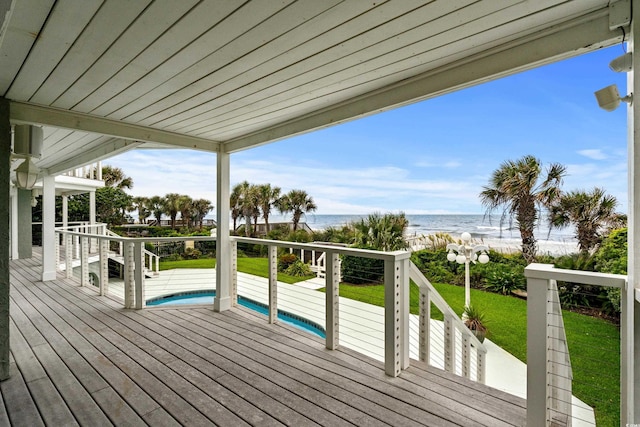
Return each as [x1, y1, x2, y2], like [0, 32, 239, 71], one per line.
[480, 155, 566, 263]
[549, 187, 625, 253]
[284, 260, 313, 277]
[482, 263, 525, 295]
[278, 253, 299, 271]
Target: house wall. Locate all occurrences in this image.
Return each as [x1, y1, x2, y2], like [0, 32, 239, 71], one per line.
[0, 97, 10, 380]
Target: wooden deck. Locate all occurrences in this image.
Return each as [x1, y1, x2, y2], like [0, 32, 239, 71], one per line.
[3, 255, 526, 426]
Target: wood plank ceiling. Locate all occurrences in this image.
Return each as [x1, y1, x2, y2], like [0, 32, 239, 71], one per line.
[0, 0, 622, 174]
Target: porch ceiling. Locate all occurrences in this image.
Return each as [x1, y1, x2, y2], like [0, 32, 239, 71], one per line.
[0, 0, 623, 175]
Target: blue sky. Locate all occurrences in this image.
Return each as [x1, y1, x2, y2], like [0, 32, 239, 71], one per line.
[109, 45, 629, 215]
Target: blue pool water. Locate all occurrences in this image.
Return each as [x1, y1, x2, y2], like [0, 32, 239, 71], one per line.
[147, 291, 325, 338]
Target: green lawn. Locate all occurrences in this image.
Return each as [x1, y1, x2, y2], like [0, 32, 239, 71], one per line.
[336, 282, 620, 426]
[159, 257, 314, 284]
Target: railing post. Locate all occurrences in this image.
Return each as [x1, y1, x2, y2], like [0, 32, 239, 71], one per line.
[462, 334, 471, 379]
[231, 240, 238, 306]
[65, 234, 73, 279]
[80, 237, 89, 287]
[444, 314, 455, 374]
[325, 251, 339, 350]
[123, 242, 134, 309]
[418, 286, 431, 363]
[99, 238, 108, 296]
[73, 233, 80, 260]
[55, 232, 60, 271]
[384, 253, 410, 377]
[134, 241, 145, 309]
[526, 272, 550, 427]
[267, 245, 277, 323]
[477, 349, 486, 384]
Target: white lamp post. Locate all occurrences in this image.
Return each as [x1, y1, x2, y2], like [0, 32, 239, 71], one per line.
[446, 232, 490, 309]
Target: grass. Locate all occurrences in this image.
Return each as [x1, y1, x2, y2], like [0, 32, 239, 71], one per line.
[336, 281, 620, 426]
[158, 256, 314, 284]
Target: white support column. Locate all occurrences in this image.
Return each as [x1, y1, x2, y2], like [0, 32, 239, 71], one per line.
[89, 190, 96, 252]
[214, 151, 231, 312]
[62, 195, 68, 229]
[0, 97, 10, 380]
[10, 188, 18, 260]
[41, 175, 56, 281]
[526, 274, 550, 427]
[134, 241, 145, 309]
[325, 251, 339, 350]
[628, 6, 639, 422]
[268, 245, 277, 324]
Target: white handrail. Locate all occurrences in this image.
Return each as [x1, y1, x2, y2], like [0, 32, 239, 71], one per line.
[409, 262, 487, 383]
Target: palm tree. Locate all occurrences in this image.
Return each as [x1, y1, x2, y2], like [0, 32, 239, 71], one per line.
[163, 193, 183, 229]
[148, 195, 165, 224]
[101, 165, 133, 189]
[278, 189, 317, 231]
[177, 195, 193, 229]
[480, 155, 566, 263]
[230, 181, 249, 233]
[192, 198, 213, 229]
[549, 187, 625, 253]
[133, 196, 151, 224]
[257, 184, 281, 232]
[352, 212, 409, 251]
[241, 185, 260, 237]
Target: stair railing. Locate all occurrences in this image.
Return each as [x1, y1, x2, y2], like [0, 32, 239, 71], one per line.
[410, 261, 487, 383]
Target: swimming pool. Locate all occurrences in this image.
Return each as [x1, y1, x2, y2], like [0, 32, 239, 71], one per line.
[147, 290, 326, 338]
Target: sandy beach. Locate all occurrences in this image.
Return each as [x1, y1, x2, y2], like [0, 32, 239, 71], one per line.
[408, 233, 579, 257]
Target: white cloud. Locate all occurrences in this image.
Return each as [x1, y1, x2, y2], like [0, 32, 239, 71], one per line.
[577, 149, 607, 160]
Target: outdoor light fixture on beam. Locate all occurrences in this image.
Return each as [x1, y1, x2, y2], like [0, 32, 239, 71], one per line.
[594, 84, 633, 112]
[446, 232, 489, 310]
[14, 158, 40, 190]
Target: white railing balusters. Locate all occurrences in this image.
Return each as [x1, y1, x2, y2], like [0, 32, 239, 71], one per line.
[525, 263, 628, 426]
[123, 242, 134, 309]
[325, 251, 339, 350]
[99, 238, 108, 296]
[65, 234, 73, 279]
[268, 245, 277, 324]
[80, 237, 89, 287]
[133, 241, 145, 309]
[231, 240, 238, 306]
[411, 261, 487, 383]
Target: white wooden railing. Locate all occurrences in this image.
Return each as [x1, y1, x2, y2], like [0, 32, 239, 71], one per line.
[525, 264, 629, 427]
[62, 161, 103, 180]
[410, 262, 487, 383]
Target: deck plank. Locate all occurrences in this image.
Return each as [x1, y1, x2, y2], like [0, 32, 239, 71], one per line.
[3, 255, 527, 426]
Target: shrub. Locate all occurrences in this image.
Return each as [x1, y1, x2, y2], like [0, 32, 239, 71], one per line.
[182, 247, 202, 259]
[278, 253, 298, 272]
[594, 228, 627, 275]
[285, 260, 312, 277]
[483, 263, 525, 295]
[341, 252, 384, 285]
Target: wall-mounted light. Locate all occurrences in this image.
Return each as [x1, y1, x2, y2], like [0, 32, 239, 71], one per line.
[594, 84, 633, 111]
[610, 52, 633, 72]
[14, 158, 40, 190]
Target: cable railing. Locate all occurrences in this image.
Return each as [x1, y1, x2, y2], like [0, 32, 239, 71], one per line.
[409, 262, 487, 383]
[525, 263, 629, 426]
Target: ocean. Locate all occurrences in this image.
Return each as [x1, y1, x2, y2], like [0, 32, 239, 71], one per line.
[275, 214, 577, 244]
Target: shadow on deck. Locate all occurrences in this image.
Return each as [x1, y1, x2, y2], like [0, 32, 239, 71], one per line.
[3, 255, 526, 426]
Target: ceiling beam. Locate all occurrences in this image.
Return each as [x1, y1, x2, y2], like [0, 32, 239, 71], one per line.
[43, 138, 142, 175]
[224, 10, 621, 153]
[10, 101, 220, 152]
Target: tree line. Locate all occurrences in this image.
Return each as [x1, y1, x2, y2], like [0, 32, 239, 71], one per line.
[230, 181, 317, 236]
